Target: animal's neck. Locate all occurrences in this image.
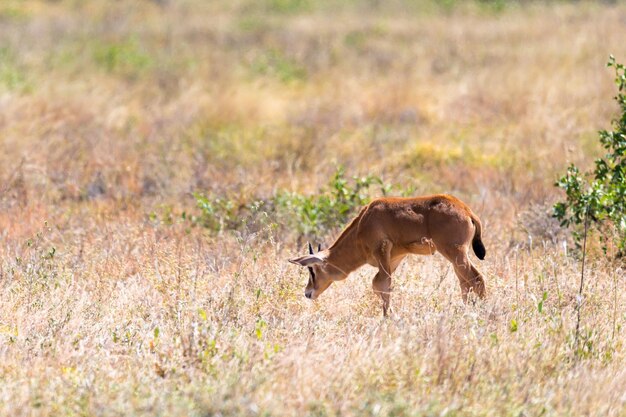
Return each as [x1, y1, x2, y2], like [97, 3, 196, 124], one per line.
[324, 221, 366, 278]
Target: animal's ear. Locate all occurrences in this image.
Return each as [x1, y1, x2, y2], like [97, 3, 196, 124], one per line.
[289, 254, 324, 267]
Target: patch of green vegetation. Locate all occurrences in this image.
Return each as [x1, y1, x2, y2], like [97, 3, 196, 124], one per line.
[344, 25, 388, 49]
[93, 37, 153, 76]
[0, 47, 30, 93]
[264, 0, 313, 14]
[250, 49, 307, 83]
[193, 195, 239, 232]
[405, 141, 464, 168]
[437, 0, 519, 14]
[344, 31, 368, 49]
[46, 46, 79, 71]
[437, 0, 461, 13]
[476, 0, 507, 13]
[237, 15, 274, 32]
[404, 136, 523, 174]
[192, 167, 395, 241]
[0, 6, 29, 21]
[554, 56, 626, 256]
[0, 0, 33, 21]
[239, 0, 517, 16]
[188, 123, 276, 168]
[274, 166, 392, 238]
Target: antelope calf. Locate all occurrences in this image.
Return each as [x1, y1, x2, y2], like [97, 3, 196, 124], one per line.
[289, 194, 486, 316]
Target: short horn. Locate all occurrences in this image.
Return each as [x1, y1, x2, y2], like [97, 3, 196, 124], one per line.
[318, 243, 322, 252]
[308, 242, 314, 255]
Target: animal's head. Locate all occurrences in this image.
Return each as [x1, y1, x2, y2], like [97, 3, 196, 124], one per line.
[289, 243, 337, 300]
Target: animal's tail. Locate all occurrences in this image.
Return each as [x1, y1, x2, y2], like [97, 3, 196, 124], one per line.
[469, 212, 486, 260]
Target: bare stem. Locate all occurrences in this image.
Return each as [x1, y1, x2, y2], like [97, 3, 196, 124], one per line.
[574, 207, 590, 355]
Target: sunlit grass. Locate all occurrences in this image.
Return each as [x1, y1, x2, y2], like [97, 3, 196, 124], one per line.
[0, 1, 625, 416]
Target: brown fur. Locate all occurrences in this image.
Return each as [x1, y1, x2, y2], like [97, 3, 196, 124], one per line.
[289, 194, 486, 316]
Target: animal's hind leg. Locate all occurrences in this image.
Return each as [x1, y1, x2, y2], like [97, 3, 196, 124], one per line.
[469, 263, 486, 299]
[372, 239, 394, 316]
[440, 246, 486, 302]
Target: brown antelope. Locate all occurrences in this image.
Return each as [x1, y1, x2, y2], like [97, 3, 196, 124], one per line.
[289, 194, 486, 316]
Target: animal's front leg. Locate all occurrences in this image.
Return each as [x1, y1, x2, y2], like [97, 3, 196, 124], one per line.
[372, 239, 393, 316]
[372, 271, 392, 316]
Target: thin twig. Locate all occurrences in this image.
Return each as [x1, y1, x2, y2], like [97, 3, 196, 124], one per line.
[574, 206, 590, 354]
[612, 267, 619, 341]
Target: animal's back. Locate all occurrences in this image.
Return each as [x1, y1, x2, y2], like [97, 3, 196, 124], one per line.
[356, 196, 447, 243]
[362, 194, 472, 222]
[356, 195, 481, 250]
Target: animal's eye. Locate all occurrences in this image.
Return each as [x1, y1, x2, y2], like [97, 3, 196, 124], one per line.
[308, 267, 315, 282]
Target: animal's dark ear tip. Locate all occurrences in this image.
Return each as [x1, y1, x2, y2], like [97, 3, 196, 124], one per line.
[288, 258, 300, 265]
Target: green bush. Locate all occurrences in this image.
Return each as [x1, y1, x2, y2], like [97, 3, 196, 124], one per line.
[553, 56, 626, 256]
[193, 167, 393, 240]
[274, 166, 391, 239]
[193, 194, 238, 232]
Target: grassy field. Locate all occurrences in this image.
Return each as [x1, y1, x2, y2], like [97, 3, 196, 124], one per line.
[1, 1, 626, 416]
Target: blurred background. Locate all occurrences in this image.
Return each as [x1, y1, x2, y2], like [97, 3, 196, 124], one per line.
[1, 0, 624, 248]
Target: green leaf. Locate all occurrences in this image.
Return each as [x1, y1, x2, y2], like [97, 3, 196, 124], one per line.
[538, 291, 547, 314]
[554, 56, 626, 254]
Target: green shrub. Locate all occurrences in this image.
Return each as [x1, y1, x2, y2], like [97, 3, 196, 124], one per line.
[194, 194, 238, 232]
[193, 167, 393, 240]
[274, 166, 392, 239]
[553, 56, 626, 256]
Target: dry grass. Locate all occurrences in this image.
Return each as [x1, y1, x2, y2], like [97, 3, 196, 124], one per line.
[1, 1, 626, 416]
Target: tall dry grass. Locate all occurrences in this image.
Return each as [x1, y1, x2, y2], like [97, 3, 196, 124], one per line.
[1, 1, 625, 416]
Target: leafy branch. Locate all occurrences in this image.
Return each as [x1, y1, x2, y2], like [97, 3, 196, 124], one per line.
[554, 56, 626, 257]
